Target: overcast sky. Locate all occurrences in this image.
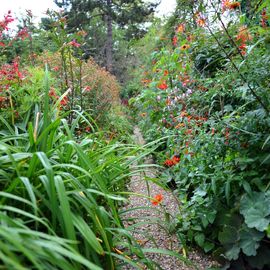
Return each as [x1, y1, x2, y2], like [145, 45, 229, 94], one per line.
[0, 0, 177, 22]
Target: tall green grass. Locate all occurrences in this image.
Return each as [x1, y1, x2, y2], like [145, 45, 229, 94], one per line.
[0, 71, 191, 269]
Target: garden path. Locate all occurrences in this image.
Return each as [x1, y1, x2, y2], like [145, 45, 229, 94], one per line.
[121, 126, 216, 270]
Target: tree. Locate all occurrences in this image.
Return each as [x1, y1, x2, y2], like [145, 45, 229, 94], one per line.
[54, 0, 160, 72]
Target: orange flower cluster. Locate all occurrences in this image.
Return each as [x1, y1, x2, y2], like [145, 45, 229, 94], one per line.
[195, 13, 206, 27]
[164, 155, 180, 167]
[176, 23, 185, 33]
[236, 26, 252, 56]
[222, 0, 240, 12]
[151, 194, 163, 206]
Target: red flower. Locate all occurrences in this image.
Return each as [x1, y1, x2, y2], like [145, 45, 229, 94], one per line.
[164, 155, 180, 167]
[84, 86, 91, 92]
[151, 194, 163, 206]
[60, 96, 68, 106]
[85, 126, 91, 133]
[49, 88, 57, 98]
[53, 66, 60, 72]
[17, 27, 29, 40]
[69, 39, 81, 48]
[158, 81, 168, 90]
[172, 36, 178, 46]
[172, 155, 180, 164]
[261, 9, 268, 28]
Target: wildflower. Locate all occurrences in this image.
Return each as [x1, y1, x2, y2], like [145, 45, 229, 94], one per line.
[180, 111, 188, 117]
[236, 26, 252, 43]
[185, 129, 193, 135]
[84, 86, 91, 92]
[164, 155, 180, 167]
[261, 9, 268, 28]
[239, 43, 247, 55]
[229, 2, 240, 9]
[60, 96, 68, 106]
[180, 44, 190, 51]
[164, 70, 169, 76]
[176, 23, 185, 33]
[69, 39, 81, 48]
[158, 81, 168, 90]
[140, 112, 147, 117]
[77, 30, 87, 37]
[195, 13, 206, 27]
[53, 66, 60, 72]
[187, 35, 194, 42]
[172, 36, 178, 46]
[222, 0, 240, 12]
[172, 155, 180, 164]
[17, 27, 29, 40]
[49, 88, 57, 98]
[151, 194, 163, 206]
[166, 97, 171, 106]
[164, 159, 174, 167]
[85, 126, 91, 133]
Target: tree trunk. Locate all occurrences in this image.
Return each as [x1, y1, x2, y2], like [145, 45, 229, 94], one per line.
[105, 0, 113, 73]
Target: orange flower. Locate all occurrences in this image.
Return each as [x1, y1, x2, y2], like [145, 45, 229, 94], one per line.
[180, 111, 188, 117]
[164, 70, 169, 76]
[196, 13, 206, 27]
[176, 24, 185, 33]
[151, 194, 163, 206]
[236, 26, 252, 43]
[229, 2, 240, 9]
[175, 123, 185, 129]
[180, 44, 190, 51]
[222, 0, 240, 12]
[164, 155, 180, 167]
[172, 155, 180, 164]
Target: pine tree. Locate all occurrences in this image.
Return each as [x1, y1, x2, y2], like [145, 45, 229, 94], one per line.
[54, 0, 160, 72]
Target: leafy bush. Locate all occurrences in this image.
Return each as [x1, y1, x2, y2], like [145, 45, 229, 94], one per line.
[134, 1, 270, 268]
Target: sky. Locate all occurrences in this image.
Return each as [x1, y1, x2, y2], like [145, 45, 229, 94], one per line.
[0, 0, 177, 23]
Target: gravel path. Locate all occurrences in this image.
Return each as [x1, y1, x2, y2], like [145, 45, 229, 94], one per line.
[120, 126, 217, 270]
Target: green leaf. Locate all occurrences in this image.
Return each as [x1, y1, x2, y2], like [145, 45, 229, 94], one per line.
[239, 227, 264, 256]
[240, 192, 270, 231]
[194, 233, 205, 247]
[203, 242, 215, 253]
[218, 225, 240, 260]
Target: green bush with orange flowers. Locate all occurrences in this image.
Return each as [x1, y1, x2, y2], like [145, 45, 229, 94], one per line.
[132, 1, 270, 268]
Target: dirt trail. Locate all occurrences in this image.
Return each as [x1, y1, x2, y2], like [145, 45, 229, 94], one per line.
[121, 126, 216, 270]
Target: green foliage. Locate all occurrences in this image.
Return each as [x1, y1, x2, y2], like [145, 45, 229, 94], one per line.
[132, 0, 270, 268]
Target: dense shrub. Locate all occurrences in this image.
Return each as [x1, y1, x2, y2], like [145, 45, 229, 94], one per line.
[133, 1, 270, 268]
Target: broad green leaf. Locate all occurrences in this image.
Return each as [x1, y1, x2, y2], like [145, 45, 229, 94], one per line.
[240, 192, 270, 231]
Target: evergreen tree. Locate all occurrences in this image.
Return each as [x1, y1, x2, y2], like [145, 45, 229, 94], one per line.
[54, 0, 160, 72]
